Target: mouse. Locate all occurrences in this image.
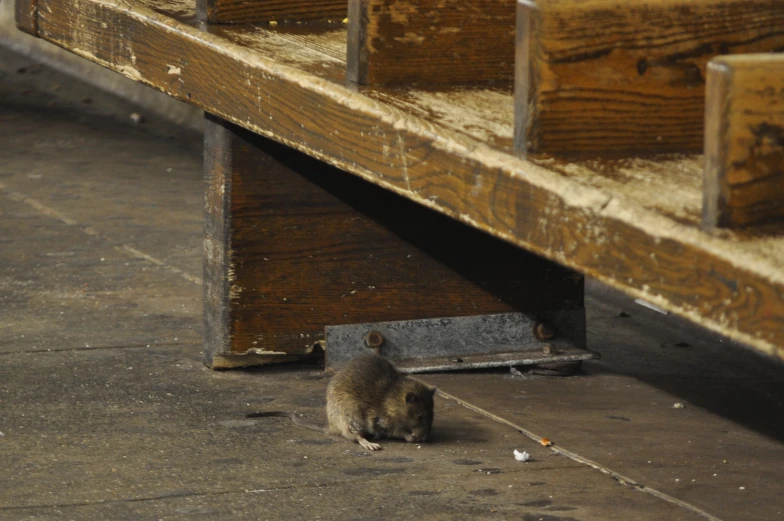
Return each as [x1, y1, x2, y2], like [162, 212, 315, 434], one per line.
[246, 354, 436, 451]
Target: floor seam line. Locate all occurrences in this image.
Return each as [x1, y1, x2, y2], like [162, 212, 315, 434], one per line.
[0, 182, 203, 286]
[430, 386, 725, 521]
[0, 342, 200, 356]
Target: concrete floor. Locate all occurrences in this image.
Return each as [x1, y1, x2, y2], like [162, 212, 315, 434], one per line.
[1, 47, 783, 521]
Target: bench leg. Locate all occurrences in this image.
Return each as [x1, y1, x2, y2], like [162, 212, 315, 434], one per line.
[203, 114, 585, 369]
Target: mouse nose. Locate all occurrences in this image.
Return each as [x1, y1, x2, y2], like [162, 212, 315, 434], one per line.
[406, 434, 428, 443]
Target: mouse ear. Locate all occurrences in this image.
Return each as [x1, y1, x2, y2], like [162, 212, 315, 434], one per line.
[405, 392, 418, 403]
[429, 387, 437, 397]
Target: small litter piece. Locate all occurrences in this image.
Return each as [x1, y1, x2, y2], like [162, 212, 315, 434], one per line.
[510, 367, 524, 377]
[539, 438, 552, 447]
[130, 112, 144, 124]
[513, 450, 530, 462]
[673, 403, 685, 409]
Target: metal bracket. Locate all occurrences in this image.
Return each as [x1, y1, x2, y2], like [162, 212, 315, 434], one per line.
[324, 310, 597, 373]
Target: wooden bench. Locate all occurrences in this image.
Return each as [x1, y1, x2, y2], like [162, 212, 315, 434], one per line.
[16, 0, 784, 366]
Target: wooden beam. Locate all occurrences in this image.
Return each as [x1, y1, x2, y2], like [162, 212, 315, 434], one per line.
[203, 115, 583, 368]
[704, 54, 784, 229]
[15, 0, 39, 36]
[515, 0, 784, 155]
[197, 0, 346, 24]
[347, 0, 516, 86]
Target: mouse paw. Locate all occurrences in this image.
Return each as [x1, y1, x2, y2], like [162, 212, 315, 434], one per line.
[359, 438, 382, 451]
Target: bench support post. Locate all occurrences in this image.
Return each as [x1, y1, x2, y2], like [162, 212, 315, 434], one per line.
[203, 114, 585, 369]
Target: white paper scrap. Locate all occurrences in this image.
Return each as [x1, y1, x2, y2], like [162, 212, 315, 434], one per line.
[514, 449, 530, 462]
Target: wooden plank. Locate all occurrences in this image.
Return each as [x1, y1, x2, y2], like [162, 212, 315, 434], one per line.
[35, 0, 784, 360]
[347, 0, 516, 85]
[703, 54, 784, 229]
[197, 0, 347, 24]
[203, 115, 583, 368]
[15, 0, 39, 36]
[515, 0, 784, 155]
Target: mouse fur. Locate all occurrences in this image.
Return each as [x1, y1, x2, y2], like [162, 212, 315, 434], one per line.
[326, 354, 436, 451]
[246, 354, 436, 451]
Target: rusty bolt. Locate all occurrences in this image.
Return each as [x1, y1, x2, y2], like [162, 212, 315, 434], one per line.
[533, 321, 556, 341]
[364, 330, 385, 349]
[542, 343, 557, 355]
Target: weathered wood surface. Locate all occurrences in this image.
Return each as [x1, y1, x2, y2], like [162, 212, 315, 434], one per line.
[704, 54, 784, 229]
[515, 0, 784, 155]
[31, 0, 784, 361]
[347, 0, 516, 85]
[203, 115, 583, 367]
[208, 22, 517, 148]
[197, 0, 346, 24]
[203, 115, 234, 367]
[15, 0, 39, 36]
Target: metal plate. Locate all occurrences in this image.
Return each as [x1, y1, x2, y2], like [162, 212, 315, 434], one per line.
[325, 311, 597, 373]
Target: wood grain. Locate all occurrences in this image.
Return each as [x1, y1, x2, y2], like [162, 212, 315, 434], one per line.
[515, 0, 784, 155]
[34, 0, 784, 360]
[203, 115, 583, 367]
[347, 0, 516, 85]
[198, 0, 347, 24]
[704, 54, 784, 229]
[15, 0, 39, 36]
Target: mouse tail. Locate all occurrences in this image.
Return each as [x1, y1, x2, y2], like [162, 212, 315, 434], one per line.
[246, 411, 326, 433]
[290, 414, 327, 433]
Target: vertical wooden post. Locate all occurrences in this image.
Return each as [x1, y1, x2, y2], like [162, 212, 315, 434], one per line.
[203, 115, 234, 365]
[202, 115, 585, 369]
[703, 54, 784, 229]
[15, 0, 40, 36]
[513, 0, 536, 157]
[347, 0, 516, 86]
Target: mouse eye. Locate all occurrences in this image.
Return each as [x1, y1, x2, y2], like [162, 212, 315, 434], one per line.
[416, 414, 423, 421]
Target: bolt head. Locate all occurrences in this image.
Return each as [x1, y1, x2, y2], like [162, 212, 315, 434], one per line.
[364, 331, 384, 348]
[534, 322, 556, 340]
